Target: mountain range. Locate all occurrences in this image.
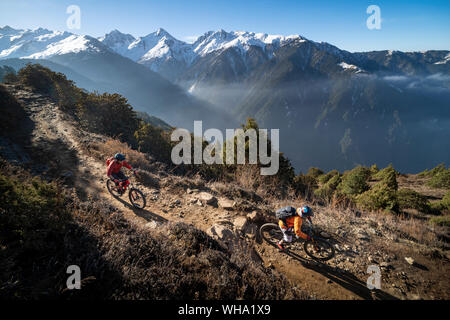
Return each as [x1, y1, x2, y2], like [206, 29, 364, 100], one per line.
[1, 25, 449, 172]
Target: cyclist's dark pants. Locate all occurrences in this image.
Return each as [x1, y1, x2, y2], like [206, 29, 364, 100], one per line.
[111, 171, 127, 183]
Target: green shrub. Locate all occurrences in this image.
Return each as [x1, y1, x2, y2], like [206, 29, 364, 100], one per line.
[307, 167, 324, 178]
[134, 122, 172, 163]
[427, 169, 450, 189]
[370, 164, 379, 175]
[429, 215, 450, 227]
[0, 84, 27, 133]
[430, 191, 450, 213]
[315, 174, 341, 200]
[336, 166, 370, 197]
[317, 170, 339, 184]
[76, 92, 140, 144]
[356, 179, 398, 212]
[1, 70, 19, 84]
[397, 188, 431, 213]
[373, 164, 399, 181]
[16, 64, 82, 112]
[0, 66, 16, 82]
[293, 174, 317, 196]
[418, 163, 446, 177]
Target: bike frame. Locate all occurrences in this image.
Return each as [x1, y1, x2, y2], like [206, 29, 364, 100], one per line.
[115, 170, 136, 192]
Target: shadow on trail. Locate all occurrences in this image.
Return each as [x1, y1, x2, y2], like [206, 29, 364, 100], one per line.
[283, 248, 399, 300]
[112, 194, 168, 223]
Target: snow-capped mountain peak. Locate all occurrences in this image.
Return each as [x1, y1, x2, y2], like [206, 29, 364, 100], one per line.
[24, 35, 106, 59]
[98, 29, 136, 57]
[192, 29, 302, 56]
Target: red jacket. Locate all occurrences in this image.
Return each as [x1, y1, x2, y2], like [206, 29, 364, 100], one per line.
[106, 159, 132, 177]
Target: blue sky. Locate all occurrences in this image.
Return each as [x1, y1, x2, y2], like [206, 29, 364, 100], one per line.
[1, 0, 449, 52]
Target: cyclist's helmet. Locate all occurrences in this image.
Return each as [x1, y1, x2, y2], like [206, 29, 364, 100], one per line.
[297, 205, 314, 218]
[114, 153, 126, 161]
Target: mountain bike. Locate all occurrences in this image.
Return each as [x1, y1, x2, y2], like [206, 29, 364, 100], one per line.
[106, 170, 146, 209]
[259, 222, 335, 261]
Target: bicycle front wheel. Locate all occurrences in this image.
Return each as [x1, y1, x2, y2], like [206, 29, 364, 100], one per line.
[129, 188, 146, 209]
[304, 238, 335, 261]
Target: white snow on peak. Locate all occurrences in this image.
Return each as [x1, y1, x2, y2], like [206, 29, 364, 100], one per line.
[24, 35, 101, 59]
[100, 28, 305, 68]
[338, 62, 364, 74]
[434, 53, 450, 65]
[192, 30, 301, 57]
[98, 29, 136, 57]
[1, 25, 308, 69]
[0, 26, 103, 59]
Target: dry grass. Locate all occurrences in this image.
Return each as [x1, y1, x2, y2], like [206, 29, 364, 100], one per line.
[87, 138, 154, 171]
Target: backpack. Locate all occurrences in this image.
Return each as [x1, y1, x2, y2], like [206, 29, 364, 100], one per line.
[275, 206, 297, 224]
[106, 157, 115, 167]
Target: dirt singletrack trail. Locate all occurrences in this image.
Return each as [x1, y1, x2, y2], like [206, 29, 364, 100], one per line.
[256, 241, 386, 300]
[5, 84, 152, 227]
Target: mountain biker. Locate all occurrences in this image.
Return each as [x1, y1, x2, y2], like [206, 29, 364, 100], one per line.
[106, 153, 136, 195]
[277, 205, 314, 251]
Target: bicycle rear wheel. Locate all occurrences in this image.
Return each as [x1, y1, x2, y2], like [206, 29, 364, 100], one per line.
[259, 223, 283, 246]
[107, 179, 121, 197]
[304, 238, 335, 261]
[129, 188, 146, 209]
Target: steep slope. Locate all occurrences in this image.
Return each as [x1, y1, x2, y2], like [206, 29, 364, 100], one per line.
[2, 83, 448, 300]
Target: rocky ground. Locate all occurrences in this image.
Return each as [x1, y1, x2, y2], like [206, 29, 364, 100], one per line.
[1, 83, 449, 300]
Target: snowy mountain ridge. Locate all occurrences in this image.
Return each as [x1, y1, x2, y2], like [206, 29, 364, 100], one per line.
[0, 25, 306, 67]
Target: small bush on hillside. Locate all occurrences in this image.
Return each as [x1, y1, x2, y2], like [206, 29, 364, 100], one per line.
[427, 169, 450, 189]
[397, 188, 431, 213]
[429, 215, 450, 227]
[220, 118, 296, 195]
[370, 164, 379, 175]
[0, 66, 17, 82]
[356, 165, 399, 212]
[372, 164, 399, 181]
[2, 71, 19, 84]
[18, 64, 55, 94]
[77, 92, 140, 144]
[317, 169, 339, 184]
[315, 174, 341, 201]
[356, 179, 399, 213]
[307, 167, 324, 178]
[293, 173, 317, 197]
[17, 64, 82, 112]
[430, 191, 450, 213]
[418, 163, 446, 177]
[336, 166, 370, 197]
[0, 84, 27, 133]
[134, 122, 172, 163]
[417, 163, 449, 192]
